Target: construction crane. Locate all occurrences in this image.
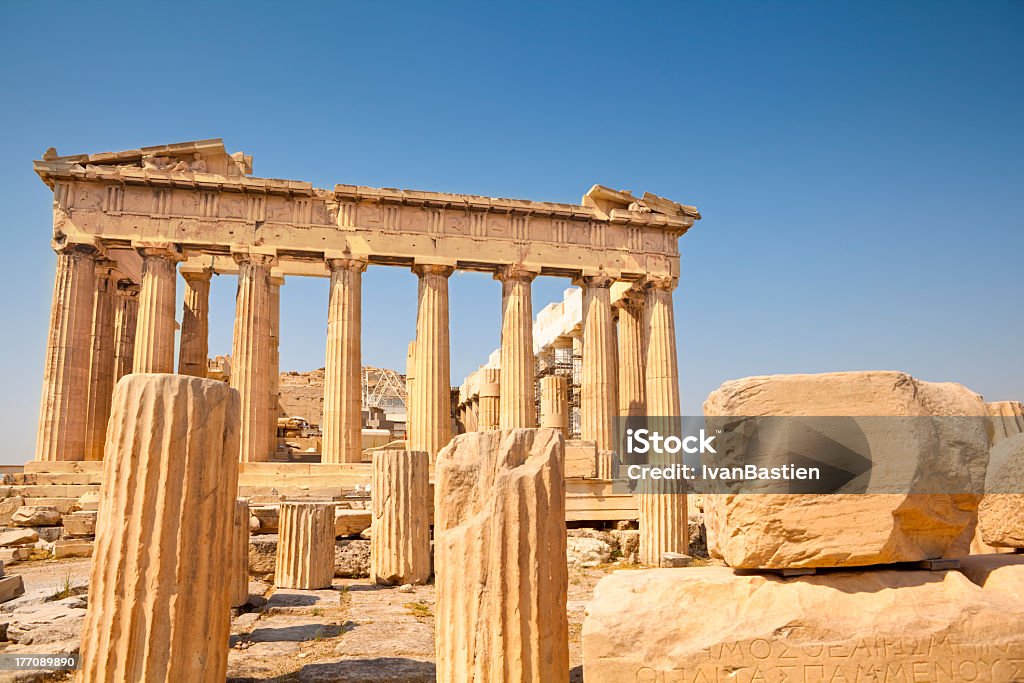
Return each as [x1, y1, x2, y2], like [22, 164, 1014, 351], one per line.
[362, 367, 408, 412]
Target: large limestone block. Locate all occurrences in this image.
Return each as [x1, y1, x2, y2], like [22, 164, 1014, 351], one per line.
[583, 567, 1024, 683]
[960, 554, 1024, 600]
[231, 499, 250, 607]
[704, 371, 988, 568]
[78, 374, 240, 683]
[275, 502, 335, 590]
[370, 450, 430, 585]
[11, 506, 61, 527]
[979, 432, 1024, 548]
[988, 400, 1024, 444]
[434, 429, 569, 683]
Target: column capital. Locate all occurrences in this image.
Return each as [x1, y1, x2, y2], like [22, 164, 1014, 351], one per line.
[612, 284, 645, 310]
[493, 264, 538, 283]
[574, 274, 615, 289]
[326, 257, 368, 273]
[643, 276, 678, 292]
[52, 239, 101, 258]
[270, 274, 286, 287]
[135, 242, 184, 262]
[412, 263, 455, 278]
[115, 279, 141, 298]
[231, 250, 277, 268]
[94, 258, 118, 280]
[180, 268, 213, 284]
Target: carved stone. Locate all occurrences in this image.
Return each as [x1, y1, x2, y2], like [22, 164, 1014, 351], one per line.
[112, 280, 139, 382]
[83, 264, 116, 461]
[540, 375, 569, 436]
[231, 251, 275, 462]
[434, 429, 569, 683]
[323, 259, 367, 463]
[370, 450, 431, 585]
[178, 269, 212, 378]
[275, 502, 336, 590]
[78, 374, 240, 682]
[36, 243, 97, 462]
[579, 276, 617, 451]
[496, 266, 537, 429]
[478, 368, 501, 431]
[409, 264, 453, 459]
[133, 245, 181, 374]
[231, 499, 250, 607]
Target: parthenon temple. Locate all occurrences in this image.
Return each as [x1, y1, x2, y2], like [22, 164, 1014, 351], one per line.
[31, 138, 699, 469]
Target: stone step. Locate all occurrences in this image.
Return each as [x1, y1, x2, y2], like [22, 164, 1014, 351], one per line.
[5, 472, 103, 486]
[6, 484, 100, 499]
[23, 461, 103, 475]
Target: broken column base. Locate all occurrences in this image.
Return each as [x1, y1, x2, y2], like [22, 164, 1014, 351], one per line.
[583, 566, 1024, 683]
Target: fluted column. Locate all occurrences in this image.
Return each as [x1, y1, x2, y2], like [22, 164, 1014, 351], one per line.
[468, 396, 480, 432]
[370, 450, 431, 585]
[478, 368, 501, 431]
[133, 244, 181, 374]
[638, 276, 686, 566]
[495, 265, 537, 429]
[405, 341, 416, 446]
[410, 264, 453, 460]
[323, 259, 366, 463]
[275, 502, 336, 590]
[178, 269, 212, 378]
[83, 263, 117, 461]
[540, 375, 569, 437]
[615, 291, 647, 417]
[231, 499, 250, 608]
[268, 275, 283, 454]
[112, 281, 139, 382]
[78, 374, 240, 682]
[36, 243, 97, 462]
[644, 277, 681, 416]
[231, 252, 276, 463]
[579, 275, 617, 451]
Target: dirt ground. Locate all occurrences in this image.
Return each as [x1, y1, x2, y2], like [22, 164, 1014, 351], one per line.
[0, 556, 622, 682]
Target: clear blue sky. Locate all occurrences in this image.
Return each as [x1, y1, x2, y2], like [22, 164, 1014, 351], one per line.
[1, 2, 1021, 463]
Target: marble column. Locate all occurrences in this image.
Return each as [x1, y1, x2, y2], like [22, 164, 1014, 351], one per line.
[638, 276, 687, 566]
[83, 262, 117, 461]
[467, 396, 479, 432]
[405, 341, 416, 446]
[36, 243, 97, 462]
[323, 259, 366, 464]
[231, 252, 276, 463]
[579, 275, 617, 451]
[478, 368, 501, 431]
[267, 275, 283, 454]
[495, 265, 537, 429]
[615, 290, 647, 417]
[178, 269, 212, 378]
[133, 245, 181, 374]
[540, 375, 569, 437]
[112, 280, 139, 382]
[409, 264, 453, 460]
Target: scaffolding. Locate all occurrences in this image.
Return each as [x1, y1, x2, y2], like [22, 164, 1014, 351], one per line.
[362, 367, 408, 415]
[535, 342, 582, 438]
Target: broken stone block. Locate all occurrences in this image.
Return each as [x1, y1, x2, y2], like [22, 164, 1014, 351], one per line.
[0, 575, 24, 604]
[564, 439, 598, 478]
[0, 547, 30, 563]
[335, 508, 371, 538]
[989, 400, 1024, 444]
[335, 539, 370, 578]
[959, 554, 1024, 599]
[435, 429, 569, 683]
[567, 536, 612, 568]
[62, 511, 97, 537]
[0, 496, 25, 526]
[76, 490, 100, 512]
[51, 539, 92, 558]
[583, 567, 1024, 682]
[249, 506, 278, 534]
[703, 371, 989, 568]
[370, 450, 430, 585]
[78, 374, 240, 682]
[0, 529, 38, 547]
[661, 552, 691, 567]
[275, 502, 335, 590]
[10, 506, 61, 527]
[33, 526, 63, 542]
[979, 432, 1024, 548]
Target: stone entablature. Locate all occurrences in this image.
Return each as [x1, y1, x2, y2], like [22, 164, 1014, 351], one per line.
[35, 139, 698, 281]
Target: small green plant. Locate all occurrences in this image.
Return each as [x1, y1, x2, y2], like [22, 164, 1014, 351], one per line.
[51, 572, 75, 601]
[311, 607, 324, 617]
[404, 601, 432, 619]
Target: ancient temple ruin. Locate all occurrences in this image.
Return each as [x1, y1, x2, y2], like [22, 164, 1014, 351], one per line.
[31, 138, 700, 470]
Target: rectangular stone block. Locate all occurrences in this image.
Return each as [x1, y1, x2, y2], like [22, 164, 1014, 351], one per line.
[335, 509, 371, 538]
[583, 567, 1024, 682]
[0, 575, 25, 604]
[62, 511, 97, 537]
[703, 371, 989, 568]
[52, 539, 92, 558]
[0, 548, 29, 563]
[564, 440, 598, 478]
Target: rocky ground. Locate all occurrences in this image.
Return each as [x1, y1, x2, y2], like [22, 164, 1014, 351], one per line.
[0, 526, 708, 682]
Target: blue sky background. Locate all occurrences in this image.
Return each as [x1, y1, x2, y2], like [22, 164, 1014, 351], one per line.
[1, 1, 1021, 463]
